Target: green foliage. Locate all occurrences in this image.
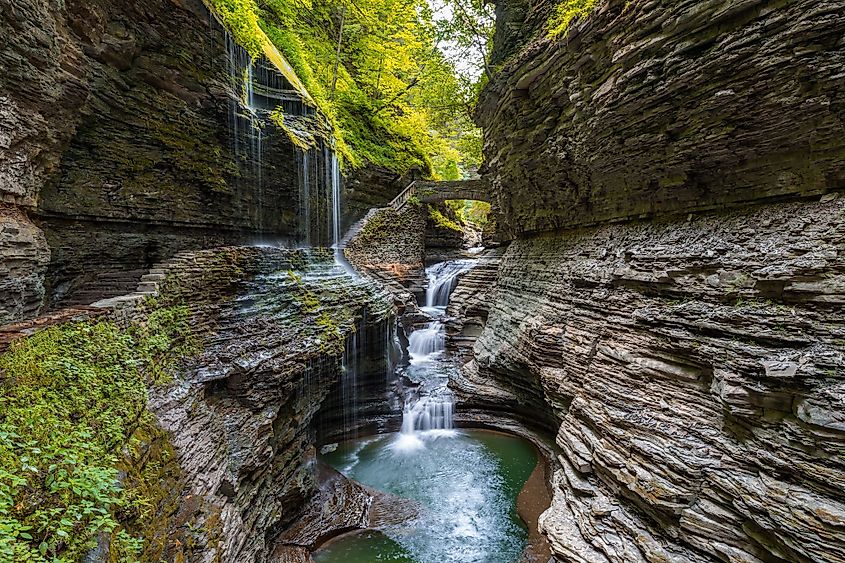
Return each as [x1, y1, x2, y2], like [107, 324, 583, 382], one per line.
[446, 199, 491, 228]
[209, 0, 484, 176]
[207, 0, 265, 57]
[0, 307, 197, 562]
[428, 204, 464, 233]
[548, 0, 598, 37]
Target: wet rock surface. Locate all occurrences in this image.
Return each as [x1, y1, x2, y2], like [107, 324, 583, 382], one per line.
[459, 197, 845, 562]
[127, 247, 392, 561]
[273, 462, 418, 558]
[344, 205, 427, 299]
[0, 0, 397, 321]
[477, 0, 845, 236]
[445, 248, 504, 360]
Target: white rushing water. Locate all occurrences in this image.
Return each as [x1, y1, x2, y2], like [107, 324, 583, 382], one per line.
[407, 321, 445, 364]
[330, 149, 341, 251]
[396, 258, 478, 450]
[424, 259, 478, 310]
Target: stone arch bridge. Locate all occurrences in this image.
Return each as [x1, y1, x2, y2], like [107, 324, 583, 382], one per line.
[390, 179, 491, 209]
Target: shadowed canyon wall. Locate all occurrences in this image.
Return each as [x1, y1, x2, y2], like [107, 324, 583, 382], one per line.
[464, 0, 845, 560]
[0, 0, 398, 323]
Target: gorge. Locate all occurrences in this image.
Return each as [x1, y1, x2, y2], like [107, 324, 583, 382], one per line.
[1, 0, 844, 562]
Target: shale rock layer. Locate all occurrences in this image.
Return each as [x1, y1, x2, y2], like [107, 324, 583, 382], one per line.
[461, 197, 845, 562]
[477, 0, 845, 236]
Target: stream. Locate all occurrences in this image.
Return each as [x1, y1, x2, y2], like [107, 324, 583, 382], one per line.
[313, 258, 539, 563]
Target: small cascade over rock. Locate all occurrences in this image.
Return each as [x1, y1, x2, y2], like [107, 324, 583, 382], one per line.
[424, 259, 478, 310]
[401, 396, 455, 433]
[341, 321, 360, 440]
[407, 321, 445, 364]
[394, 392, 456, 452]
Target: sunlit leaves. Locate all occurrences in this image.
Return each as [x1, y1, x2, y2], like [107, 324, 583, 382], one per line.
[256, 0, 482, 176]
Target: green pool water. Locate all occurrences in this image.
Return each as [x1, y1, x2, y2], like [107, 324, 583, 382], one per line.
[315, 429, 537, 563]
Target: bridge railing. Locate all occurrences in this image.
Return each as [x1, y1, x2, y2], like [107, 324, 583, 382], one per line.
[388, 178, 490, 211]
[388, 180, 418, 210]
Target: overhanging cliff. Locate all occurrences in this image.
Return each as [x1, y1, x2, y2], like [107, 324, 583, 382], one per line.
[476, 0, 845, 236]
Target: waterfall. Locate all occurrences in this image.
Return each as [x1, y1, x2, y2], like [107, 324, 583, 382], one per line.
[331, 150, 341, 251]
[224, 29, 344, 247]
[424, 260, 477, 310]
[341, 325, 359, 440]
[401, 397, 454, 433]
[407, 321, 445, 364]
[299, 150, 312, 246]
[225, 33, 266, 233]
[393, 394, 456, 451]
[391, 258, 479, 451]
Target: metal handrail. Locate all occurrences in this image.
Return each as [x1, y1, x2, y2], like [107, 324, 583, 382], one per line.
[388, 180, 418, 210]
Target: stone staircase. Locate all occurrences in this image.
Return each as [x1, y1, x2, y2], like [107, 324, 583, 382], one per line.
[337, 207, 383, 251]
[61, 269, 150, 307]
[89, 252, 195, 310]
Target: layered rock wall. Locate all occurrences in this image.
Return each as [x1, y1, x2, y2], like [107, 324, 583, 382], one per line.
[344, 205, 427, 297]
[0, 0, 397, 322]
[459, 197, 845, 562]
[467, 1, 845, 559]
[445, 248, 504, 359]
[1, 246, 394, 561]
[477, 0, 845, 236]
[146, 247, 393, 561]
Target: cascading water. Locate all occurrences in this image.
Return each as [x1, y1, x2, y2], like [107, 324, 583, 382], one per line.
[396, 258, 478, 448]
[299, 151, 312, 246]
[341, 323, 360, 440]
[225, 29, 342, 247]
[317, 255, 538, 563]
[400, 396, 454, 433]
[297, 142, 343, 249]
[407, 321, 445, 364]
[226, 33, 267, 233]
[424, 259, 478, 311]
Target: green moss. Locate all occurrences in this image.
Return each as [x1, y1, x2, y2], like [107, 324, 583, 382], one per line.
[428, 204, 464, 233]
[0, 306, 198, 562]
[205, 0, 265, 57]
[151, 115, 237, 194]
[286, 270, 352, 354]
[548, 0, 598, 37]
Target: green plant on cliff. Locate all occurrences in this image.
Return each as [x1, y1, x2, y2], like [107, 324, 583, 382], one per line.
[287, 270, 352, 354]
[0, 307, 197, 562]
[428, 204, 464, 232]
[207, 0, 265, 57]
[207, 0, 483, 177]
[446, 199, 490, 228]
[548, 0, 598, 37]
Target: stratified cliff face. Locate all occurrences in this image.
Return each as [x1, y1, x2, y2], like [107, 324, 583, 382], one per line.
[1, 0, 310, 319]
[0, 0, 394, 322]
[476, 0, 845, 236]
[146, 248, 394, 561]
[463, 0, 845, 560]
[462, 198, 845, 562]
